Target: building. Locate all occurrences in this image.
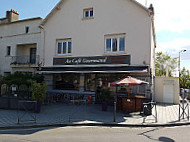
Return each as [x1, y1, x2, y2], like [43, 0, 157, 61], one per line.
[155, 76, 180, 104]
[39, 0, 156, 100]
[0, 9, 42, 76]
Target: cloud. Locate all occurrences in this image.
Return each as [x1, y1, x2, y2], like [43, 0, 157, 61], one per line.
[156, 38, 190, 54]
[137, 0, 190, 71]
[137, 0, 190, 33]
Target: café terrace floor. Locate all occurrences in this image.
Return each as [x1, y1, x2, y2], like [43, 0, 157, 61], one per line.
[0, 102, 189, 128]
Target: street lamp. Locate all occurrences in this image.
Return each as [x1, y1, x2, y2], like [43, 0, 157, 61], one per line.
[179, 49, 186, 86]
[178, 49, 187, 120]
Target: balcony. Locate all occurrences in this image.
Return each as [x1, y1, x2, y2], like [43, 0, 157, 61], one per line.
[11, 55, 40, 67]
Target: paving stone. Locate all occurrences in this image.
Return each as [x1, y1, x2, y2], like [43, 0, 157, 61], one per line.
[0, 102, 189, 127]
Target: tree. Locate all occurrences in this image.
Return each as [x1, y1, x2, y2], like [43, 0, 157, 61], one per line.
[180, 67, 190, 88]
[2, 72, 44, 87]
[155, 52, 177, 77]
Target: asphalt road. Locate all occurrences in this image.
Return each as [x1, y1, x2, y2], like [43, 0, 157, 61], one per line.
[0, 126, 190, 142]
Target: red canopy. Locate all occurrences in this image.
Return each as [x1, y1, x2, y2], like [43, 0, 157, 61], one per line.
[110, 76, 150, 87]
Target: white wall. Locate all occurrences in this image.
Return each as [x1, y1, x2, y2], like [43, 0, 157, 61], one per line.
[0, 19, 42, 75]
[155, 77, 180, 104]
[42, 0, 152, 67]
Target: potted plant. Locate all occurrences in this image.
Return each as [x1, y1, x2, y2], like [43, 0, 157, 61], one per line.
[99, 88, 112, 111]
[31, 82, 47, 113]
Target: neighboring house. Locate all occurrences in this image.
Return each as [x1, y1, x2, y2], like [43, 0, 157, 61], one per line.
[39, 0, 156, 99]
[0, 9, 42, 76]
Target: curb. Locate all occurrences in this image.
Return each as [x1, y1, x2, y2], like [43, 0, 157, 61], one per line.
[0, 122, 190, 130]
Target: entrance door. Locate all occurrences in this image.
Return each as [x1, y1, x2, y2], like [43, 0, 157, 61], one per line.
[30, 48, 36, 64]
[163, 84, 174, 104]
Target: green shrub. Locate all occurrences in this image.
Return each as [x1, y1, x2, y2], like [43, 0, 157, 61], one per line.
[31, 82, 47, 102]
[99, 88, 112, 102]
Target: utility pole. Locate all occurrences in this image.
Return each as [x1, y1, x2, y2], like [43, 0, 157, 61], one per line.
[178, 49, 189, 120]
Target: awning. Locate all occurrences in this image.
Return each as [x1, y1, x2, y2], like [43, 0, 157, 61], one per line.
[39, 65, 149, 74]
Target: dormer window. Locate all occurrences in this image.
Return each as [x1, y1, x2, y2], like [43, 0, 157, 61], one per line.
[83, 8, 93, 19]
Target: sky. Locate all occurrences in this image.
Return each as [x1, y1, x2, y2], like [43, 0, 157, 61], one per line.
[0, 0, 190, 75]
[137, 0, 190, 75]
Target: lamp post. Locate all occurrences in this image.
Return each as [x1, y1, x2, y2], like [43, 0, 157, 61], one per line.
[178, 49, 186, 119]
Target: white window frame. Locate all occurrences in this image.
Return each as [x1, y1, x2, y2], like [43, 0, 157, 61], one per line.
[105, 34, 126, 54]
[56, 39, 72, 55]
[83, 8, 93, 19]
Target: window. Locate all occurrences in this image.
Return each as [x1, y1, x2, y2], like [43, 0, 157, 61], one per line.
[57, 39, 72, 55]
[53, 74, 80, 90]
[7, 46, 11, 56]
[85, 74, 96, 91]
[25, 26, 29, 33]
[105, 35, 125, 53]
[83, 8, 93, 19]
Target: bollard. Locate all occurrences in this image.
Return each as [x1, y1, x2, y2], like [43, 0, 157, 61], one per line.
[113, 101, 116, 122]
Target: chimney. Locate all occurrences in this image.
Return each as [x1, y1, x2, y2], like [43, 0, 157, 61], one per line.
[148, 4, 154, 15]
[6, 9, 19, 22]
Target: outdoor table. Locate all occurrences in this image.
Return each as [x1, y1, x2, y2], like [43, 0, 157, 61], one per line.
[70, 99, 86, 105]
[45, 90, 95, 104]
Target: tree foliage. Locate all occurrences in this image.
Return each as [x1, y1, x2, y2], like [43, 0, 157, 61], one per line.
[31, 82, 47, 102]
[155, 52, 177, 77]
[180, 67, 190, 88]
[2, 72, 44, 87]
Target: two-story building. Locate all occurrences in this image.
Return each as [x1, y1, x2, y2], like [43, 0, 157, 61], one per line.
[39, 0, 156, 100]
[0, 9, 42, 76]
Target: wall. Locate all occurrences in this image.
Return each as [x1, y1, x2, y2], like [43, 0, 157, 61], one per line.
[17, 44, 37, 56]
[0, 19, 42, 75]
[155, 76, 180, 104]
[42, 0, 152, 68]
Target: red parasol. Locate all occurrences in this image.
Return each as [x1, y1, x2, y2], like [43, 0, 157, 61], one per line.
[110, 76, 150, 97]
[111, 76, 149, 86]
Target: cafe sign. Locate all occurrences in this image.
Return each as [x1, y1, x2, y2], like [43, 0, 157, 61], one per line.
[53, 55, 130, 65]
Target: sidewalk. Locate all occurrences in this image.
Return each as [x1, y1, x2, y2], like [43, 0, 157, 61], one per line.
[0, 103, 189, 129]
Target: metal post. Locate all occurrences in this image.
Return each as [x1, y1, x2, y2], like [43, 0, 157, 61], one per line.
[188, 103, 189, 120]
[113, 101, 116, 122]
[178, 49, 187, 120]
[182, 93, 185, 119]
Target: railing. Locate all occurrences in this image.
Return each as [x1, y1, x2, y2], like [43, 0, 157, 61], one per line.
[11, 55, 40, 65]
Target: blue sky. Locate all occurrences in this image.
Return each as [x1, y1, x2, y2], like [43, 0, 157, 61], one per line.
[0, 0, 60, 19]
[1, 0, 190, 75]
[137, 0, 190, 75]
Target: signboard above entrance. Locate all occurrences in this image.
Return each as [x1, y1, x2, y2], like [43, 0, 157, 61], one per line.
[53, 55, 131, 65]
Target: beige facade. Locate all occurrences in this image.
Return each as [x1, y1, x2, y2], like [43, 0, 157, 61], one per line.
[40, 0, 155, 67]
[0, 10, 42, 75]
[155, 77, 180, 104]
[39, 0, 156, 97]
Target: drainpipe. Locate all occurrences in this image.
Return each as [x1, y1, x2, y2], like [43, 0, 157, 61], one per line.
[39, 25, 45, 67]
[149, 4, 156, 101]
